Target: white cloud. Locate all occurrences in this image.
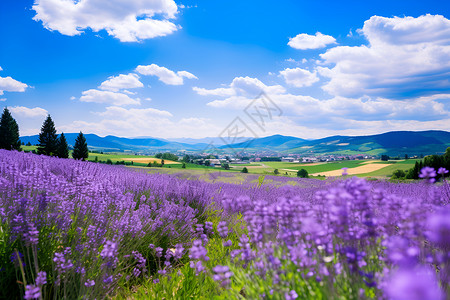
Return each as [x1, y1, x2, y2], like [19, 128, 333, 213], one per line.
[194, 76, 285, 98]
[9, 106, 48, 118]
[288, 32, 336, 50]
[192, 86, 235, 97]
[0, 72, 28, 95]
[99, 73, 143, 92]
[136, 64, 197, 85]
[318, 14, 450, 98]
[32, 0, 180, 42]
[80, 89, 140, 106]
[59, 107, 219, 138]
[279, 67, 319, 87]
[98, 106, 172, 118]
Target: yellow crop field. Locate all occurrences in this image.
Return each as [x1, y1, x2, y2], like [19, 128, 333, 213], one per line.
[311, 162, 392, 176]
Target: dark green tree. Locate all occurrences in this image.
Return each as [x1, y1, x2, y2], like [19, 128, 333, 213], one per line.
[72, 131, 88, 160]
[56, 132, 69, 158]
[38, 115, 58, 156]
[297, 169, 309, 178]
[391, 169, 406, 179]
[274, 168, 279, 175]
[0, 107, 21, 150]
[242, 167, 248, 173]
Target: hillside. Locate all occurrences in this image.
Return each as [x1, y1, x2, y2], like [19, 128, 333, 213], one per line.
[20, 130, 450, 155]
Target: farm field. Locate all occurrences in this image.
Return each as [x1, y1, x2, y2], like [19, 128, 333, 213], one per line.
[1, 149, 449, 299]
[230, 159, 421, 178]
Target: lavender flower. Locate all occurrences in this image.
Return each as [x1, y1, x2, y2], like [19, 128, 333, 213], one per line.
[100, 241, 118, 259]
[189, 240, 209, 261]
[438, 167, 449, 176]
[212, 265, 233, 287]
[419, 167, 437, 183]
[84, 279, 95, 287]
[24, 285, 40, 300]
[35, 271, 47, 286]
[285, 290, 298, 300]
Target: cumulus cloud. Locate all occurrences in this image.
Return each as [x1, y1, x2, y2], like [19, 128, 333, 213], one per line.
[99, 73, 143, 92]
[194, 76, 285, 98]
[136, 64, 197, 85]
[288, 32, 336, 50]
[0, 68, 28, 95]
[318, 14, 450, 98]
[80, 89, 140, 106]
[279, 67, 319, 87]
[59, 107, 219, 138]
[98, 106, 172, 118]
[9, 106, 48, 118]
[32, 0, 180, 42]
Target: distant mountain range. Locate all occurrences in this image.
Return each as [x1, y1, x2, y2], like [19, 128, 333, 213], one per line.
[20, 130, 450, 156]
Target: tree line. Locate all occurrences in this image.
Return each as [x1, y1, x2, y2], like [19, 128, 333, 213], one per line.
[0, 107, 88, 160]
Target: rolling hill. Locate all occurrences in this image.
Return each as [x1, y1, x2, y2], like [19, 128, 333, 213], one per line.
[20, 130, 450, 156]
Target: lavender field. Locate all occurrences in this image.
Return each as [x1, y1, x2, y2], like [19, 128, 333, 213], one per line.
[0, 149, 449, 299]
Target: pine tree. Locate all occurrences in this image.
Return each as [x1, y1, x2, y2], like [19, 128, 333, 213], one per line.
[72, 132, 88, 160]
[38, 115, 58, 156]
[0, 107, 21, 150]
[56, 132, 69, 158]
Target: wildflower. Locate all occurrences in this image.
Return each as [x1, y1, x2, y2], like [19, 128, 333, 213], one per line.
[341, 167, 348, 176]
[438, 167, 449, 176]
[217, 221, 229, 238]
[100, 241, 117, 259]
[84, 279, 95, 287]
[35, 271, 47, 286]
[419, 166, 437, 183]
[285, 290, 298, 300]
[155, 247, 163, 258]
[189, 240, 209, 261]
[223, 240, 232, 247]
[212, 265, 233, 287]
[384, 267, 443, 300]
[189, 260, 206, 275]
[426, 207, 450, 247]
[173, 243, 184, 260]
[24, 285, 40, 300]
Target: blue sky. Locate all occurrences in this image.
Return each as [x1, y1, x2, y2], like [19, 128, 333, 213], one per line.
[0, 0, 449, 139]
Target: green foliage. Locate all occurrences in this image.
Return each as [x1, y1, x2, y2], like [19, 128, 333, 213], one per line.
[222, 163, 230, 170]
[380, 155, 390, 161]
[297, 169, 309, 178]
[72, 132, 89, 160]
[56, 132, 69, 158]
[404, 147, 450, 180]
[182, 163, 186, 169]
[274, 168, 279, 175]
[156, 153, 179, 161]
[38, 115, 58, 156]
[0, 107, 21, 151]
[241, 167, 248, 173]
[391, 169, 406, 179]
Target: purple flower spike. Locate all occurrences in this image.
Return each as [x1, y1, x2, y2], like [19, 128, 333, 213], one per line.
[84, 279, 95, 287]
[212, 265, 233, 287]
[24, 285, 40, 300]
[419, 166, 437, 183]
[100, 241, 118, 259]
[385, 267, 443, 300]
[35, 271, 47, 286]
[437, 167, 449, 176]
[285, 290, 298, 300]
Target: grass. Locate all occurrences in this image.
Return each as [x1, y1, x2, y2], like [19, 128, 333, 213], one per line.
[264, 160, 366, 173]
[356, 159, 420, 177]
